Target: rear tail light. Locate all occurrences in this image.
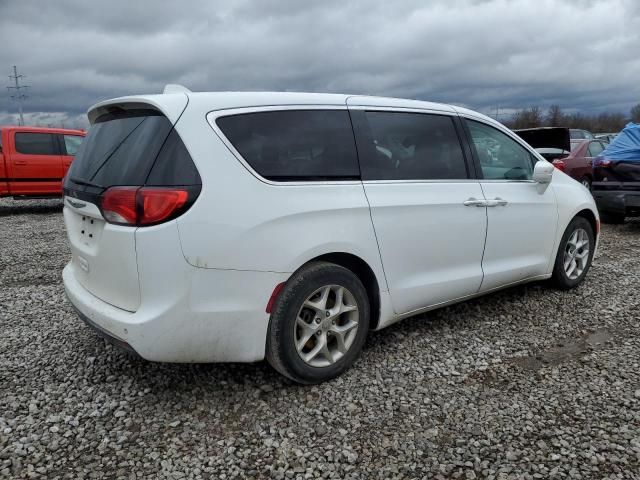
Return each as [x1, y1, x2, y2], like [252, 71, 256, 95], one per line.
[594, 157, 612, 167]
[551, 159, 566, 172]
[100, 186, 197, 226]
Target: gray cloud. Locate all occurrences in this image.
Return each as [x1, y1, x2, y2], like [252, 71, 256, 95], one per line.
[1, 0, 639, 128]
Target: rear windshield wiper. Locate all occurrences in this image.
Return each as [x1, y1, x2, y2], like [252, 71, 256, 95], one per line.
[69, 177, 105, 189]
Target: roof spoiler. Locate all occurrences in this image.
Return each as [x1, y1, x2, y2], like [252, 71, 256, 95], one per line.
[163, 84, 191, 94]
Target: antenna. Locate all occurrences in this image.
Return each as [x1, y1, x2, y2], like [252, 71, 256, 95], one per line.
[7, 65, 29, 126]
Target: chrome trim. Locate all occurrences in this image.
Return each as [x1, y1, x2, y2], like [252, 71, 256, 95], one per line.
[346, 104, 457, 116]
[66, 198, 86, 209]
[463, 198, 487, 207]
[362, 179, 480, 185]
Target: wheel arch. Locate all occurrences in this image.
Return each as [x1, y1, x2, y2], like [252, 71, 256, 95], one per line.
[299, 252, 382, 330]
[575, 208, 599, 238]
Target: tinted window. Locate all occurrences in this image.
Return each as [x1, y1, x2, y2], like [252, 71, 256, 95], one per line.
[65, 109, 200, 190]
[588, 141, 604, 157]
[146, 129, 201, 185]
[467, 120, 534, 180]
[63, 135, 83, 156]
[14, 133, 58, 155]
[358, 111, 468, 180]
[67, 112, 170, 187]
[216, 110, 359, 181]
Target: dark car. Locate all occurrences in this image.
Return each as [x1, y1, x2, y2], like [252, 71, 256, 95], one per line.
[592, 122, 640, 223]
[514, 127, 604, 189]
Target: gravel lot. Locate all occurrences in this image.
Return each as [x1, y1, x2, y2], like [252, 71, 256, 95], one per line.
[1, 198, 639, 480]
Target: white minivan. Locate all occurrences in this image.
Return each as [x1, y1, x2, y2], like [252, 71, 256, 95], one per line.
[62, 86, 598, 383]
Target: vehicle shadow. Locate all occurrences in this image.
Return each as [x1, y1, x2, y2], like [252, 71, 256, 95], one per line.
[69, 279, 554, 394]
[0, 199, 63, 217]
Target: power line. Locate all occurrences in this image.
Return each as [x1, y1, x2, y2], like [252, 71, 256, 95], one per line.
[7, 65, 29, 126]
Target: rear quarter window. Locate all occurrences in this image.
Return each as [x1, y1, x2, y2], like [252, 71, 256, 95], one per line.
[215, 110, 360, 181]
[14, 132, 58, 155]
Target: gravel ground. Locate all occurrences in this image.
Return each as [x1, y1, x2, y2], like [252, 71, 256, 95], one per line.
[1, 197, 639, 480]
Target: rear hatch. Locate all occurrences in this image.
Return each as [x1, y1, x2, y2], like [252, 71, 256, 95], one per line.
[63, 101, 200, 311]
[514, 127, 571, 155]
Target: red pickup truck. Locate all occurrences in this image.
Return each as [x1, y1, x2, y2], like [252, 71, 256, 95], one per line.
[0, 126, 85, 198]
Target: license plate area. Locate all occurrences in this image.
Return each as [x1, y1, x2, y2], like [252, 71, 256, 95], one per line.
[78, 214, 103, 247]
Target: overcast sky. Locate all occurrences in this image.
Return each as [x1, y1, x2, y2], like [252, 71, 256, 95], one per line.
[1, 0, 639, 128]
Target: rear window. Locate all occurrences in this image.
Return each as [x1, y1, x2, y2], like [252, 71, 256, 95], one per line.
[63, 135, 83, 156]
[588, 141, 604, 157]
[15, 132, 58, 155]
[65, 109, 200, 189]
[216, 110, 360, 181]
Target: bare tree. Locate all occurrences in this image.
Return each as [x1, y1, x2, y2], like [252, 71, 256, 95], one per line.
[631, 103, 640, 123]
[546, 104, 564, 126]
[505, 105, 630, 132]
[510, 106, 544, 129]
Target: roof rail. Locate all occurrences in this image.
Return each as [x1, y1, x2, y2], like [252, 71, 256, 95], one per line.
[163, 84, 192, 94]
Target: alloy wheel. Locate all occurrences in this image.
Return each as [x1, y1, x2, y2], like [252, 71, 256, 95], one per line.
[563, 228, 590, 280]
[294, 285, 359, 367]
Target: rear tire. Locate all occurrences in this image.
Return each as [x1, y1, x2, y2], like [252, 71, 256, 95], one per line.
[266, 262, 370, 384]
[551, 216, 594, 290]
[600, 211, 625, 224]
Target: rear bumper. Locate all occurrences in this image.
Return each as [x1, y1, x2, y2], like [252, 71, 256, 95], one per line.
[71, 303, 139, 356]
[63, 262, 289, 363]
[593, 189, 640, 215]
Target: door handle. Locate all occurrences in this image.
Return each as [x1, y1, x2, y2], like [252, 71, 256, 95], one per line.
[14, 160, 27, 165]
[485, 197, 508, 207]
[463, 198, 487, 207]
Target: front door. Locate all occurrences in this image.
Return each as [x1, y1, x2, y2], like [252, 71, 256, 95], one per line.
[464, 119, 558, 292]
[350, 108, 487, 314]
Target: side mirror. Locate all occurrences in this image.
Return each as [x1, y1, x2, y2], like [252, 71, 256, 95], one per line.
[532, 160, 554, 184]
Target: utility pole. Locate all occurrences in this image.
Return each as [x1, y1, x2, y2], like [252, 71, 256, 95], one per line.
[8, 65, 29, 126]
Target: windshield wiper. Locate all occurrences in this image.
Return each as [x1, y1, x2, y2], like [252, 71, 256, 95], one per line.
[69, 177, 104, 189]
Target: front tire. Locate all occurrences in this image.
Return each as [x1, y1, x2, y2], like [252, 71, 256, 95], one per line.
[266, 262, 370, 384]
[551, 216, 594, 289]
